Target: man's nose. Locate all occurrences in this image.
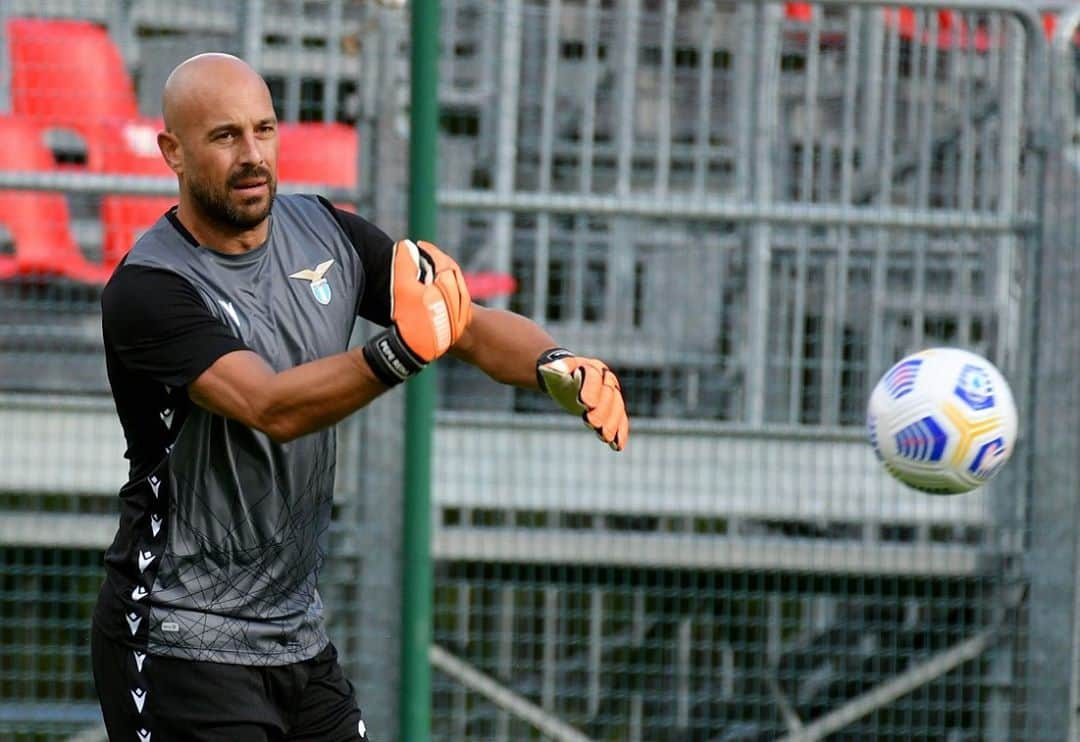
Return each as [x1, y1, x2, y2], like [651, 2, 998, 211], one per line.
[237, 131, 264, 166]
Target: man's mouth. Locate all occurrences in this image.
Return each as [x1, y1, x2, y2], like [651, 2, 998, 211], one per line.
[233, 179, 267, 190]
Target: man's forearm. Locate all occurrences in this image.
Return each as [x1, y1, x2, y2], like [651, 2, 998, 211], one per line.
[449, 305, 557, 388]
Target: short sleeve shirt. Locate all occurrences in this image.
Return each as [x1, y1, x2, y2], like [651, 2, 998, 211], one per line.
[94, 194, 394, 665]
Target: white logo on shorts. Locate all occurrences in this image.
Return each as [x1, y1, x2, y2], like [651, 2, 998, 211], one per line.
[358, 720, 366, 738]
[137, 729, 151, 742]
[133, 651, 146, 672]
[130, 687, 147, 713]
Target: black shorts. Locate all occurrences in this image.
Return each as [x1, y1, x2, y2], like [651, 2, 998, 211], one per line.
[91, 624, 369, 742]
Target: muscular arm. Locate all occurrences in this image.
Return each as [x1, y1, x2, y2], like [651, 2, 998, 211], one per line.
[449, 303, 629, 451]
[104, 263, 394, 445]
[449, 305, 556, 389]
[189, 347, 388, 443]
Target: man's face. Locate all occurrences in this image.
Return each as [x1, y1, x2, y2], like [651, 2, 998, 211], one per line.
[174, 82, 279, 231]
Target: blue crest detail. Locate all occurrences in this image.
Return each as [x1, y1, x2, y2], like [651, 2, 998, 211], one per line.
[969, 437, 1007, 480]
[954, 363, 994, 411]
[894, 416, 948, 463]
[311, 279, 332, 306]
[883, 359, 922, 400]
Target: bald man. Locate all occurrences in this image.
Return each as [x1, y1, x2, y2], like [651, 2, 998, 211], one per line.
[90, 53, 629, 740]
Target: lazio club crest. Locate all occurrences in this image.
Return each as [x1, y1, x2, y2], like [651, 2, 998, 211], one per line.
[289, 259, 335, 306]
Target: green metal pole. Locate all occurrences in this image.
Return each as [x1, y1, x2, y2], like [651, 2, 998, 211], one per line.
[401, 0, 438, 739]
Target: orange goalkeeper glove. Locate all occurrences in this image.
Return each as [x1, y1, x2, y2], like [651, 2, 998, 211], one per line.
[536, 348, 629, 451]
[363, 239, 473, 386]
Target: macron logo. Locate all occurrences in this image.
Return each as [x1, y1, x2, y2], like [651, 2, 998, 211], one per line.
[138, 550, 156, 573]
[148, 475, 161, 498]
[137, 730, 152, 742]
[130, 687, 147, 713]
[126, 612, 142, 636]
[150, 515, 162, 537]
[218, 300, 241, 334]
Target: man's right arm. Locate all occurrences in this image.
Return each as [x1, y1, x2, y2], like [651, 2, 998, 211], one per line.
[103, 264, 393, 443]
[194, 239, 472, 441]
[188, 347, 387, 443]
[105, 237, 471, 444]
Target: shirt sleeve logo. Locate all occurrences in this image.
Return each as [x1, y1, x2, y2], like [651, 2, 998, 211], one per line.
[289, 259, 335, 306]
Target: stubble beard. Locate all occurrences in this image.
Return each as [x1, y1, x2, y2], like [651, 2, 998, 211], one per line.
[188, 168, 277, 231]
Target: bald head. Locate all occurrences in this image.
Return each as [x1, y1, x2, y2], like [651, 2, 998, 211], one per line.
[157, 53, 279, 239]
[162, 53, 272, 134]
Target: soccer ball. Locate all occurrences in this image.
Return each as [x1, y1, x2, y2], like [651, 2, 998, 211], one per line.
[866, 347, 1018, 495]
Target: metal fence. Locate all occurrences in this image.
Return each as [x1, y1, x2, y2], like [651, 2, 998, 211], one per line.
[0, 1, 1077, 741]
[0, 2, 407, 740]
[430, 1, 1064, 741]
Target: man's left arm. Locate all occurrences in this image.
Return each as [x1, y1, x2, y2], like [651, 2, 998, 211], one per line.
[450, 305, 630, 451]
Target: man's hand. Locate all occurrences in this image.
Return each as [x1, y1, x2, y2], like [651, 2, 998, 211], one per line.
[537, 348, 629, 451]
[363, 240, 472, 386]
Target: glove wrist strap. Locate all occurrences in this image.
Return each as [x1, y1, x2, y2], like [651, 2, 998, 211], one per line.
[535, 347, 574, 392]
[363, 327, 427, 387]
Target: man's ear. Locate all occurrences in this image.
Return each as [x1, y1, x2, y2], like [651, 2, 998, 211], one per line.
[157, 130, 183, 176]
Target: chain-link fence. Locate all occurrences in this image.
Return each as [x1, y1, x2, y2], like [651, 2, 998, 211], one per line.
[0, 1, 1078, 741]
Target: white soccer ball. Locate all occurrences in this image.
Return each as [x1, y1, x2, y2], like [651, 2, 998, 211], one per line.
[866, 347, 1018, 495]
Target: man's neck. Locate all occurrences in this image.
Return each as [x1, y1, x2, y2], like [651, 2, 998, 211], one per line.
[175, 202, 269, 255]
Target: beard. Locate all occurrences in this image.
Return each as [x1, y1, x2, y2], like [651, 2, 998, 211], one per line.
[187, 166, 276, 231]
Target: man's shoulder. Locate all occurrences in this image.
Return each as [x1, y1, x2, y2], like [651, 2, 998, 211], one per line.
[124, 211, 195, 271]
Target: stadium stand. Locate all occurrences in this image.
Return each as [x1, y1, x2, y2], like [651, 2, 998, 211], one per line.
[0, 116, 112, 283]
[7, 17, 140, 170]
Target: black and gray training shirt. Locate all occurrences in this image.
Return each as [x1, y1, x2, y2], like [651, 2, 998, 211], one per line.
[94, 194, 394, 666]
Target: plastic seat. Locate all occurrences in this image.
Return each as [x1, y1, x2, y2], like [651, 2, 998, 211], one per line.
[7, 17, 139, 171]
[0, 117, 111, 283]
[882, 8, 991, 52]
[98, 118, 176, 268]
[1042, 13, 1080, 43]
[462, 272, 517, 301]
[785, 3, 813, 23]
[277, 122, 359, 188]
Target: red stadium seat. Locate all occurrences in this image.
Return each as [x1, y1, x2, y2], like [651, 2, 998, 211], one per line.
[1042, 13, 1080, 43]
[277, 122, 359, 188]
[785, 3, 814, 23]
[0, 117, 111, 283]
[98, 118, 176, 268]
[7, 17, 139, 171]
[462, 272, 517, 301]
[882, 8, 991, 52]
